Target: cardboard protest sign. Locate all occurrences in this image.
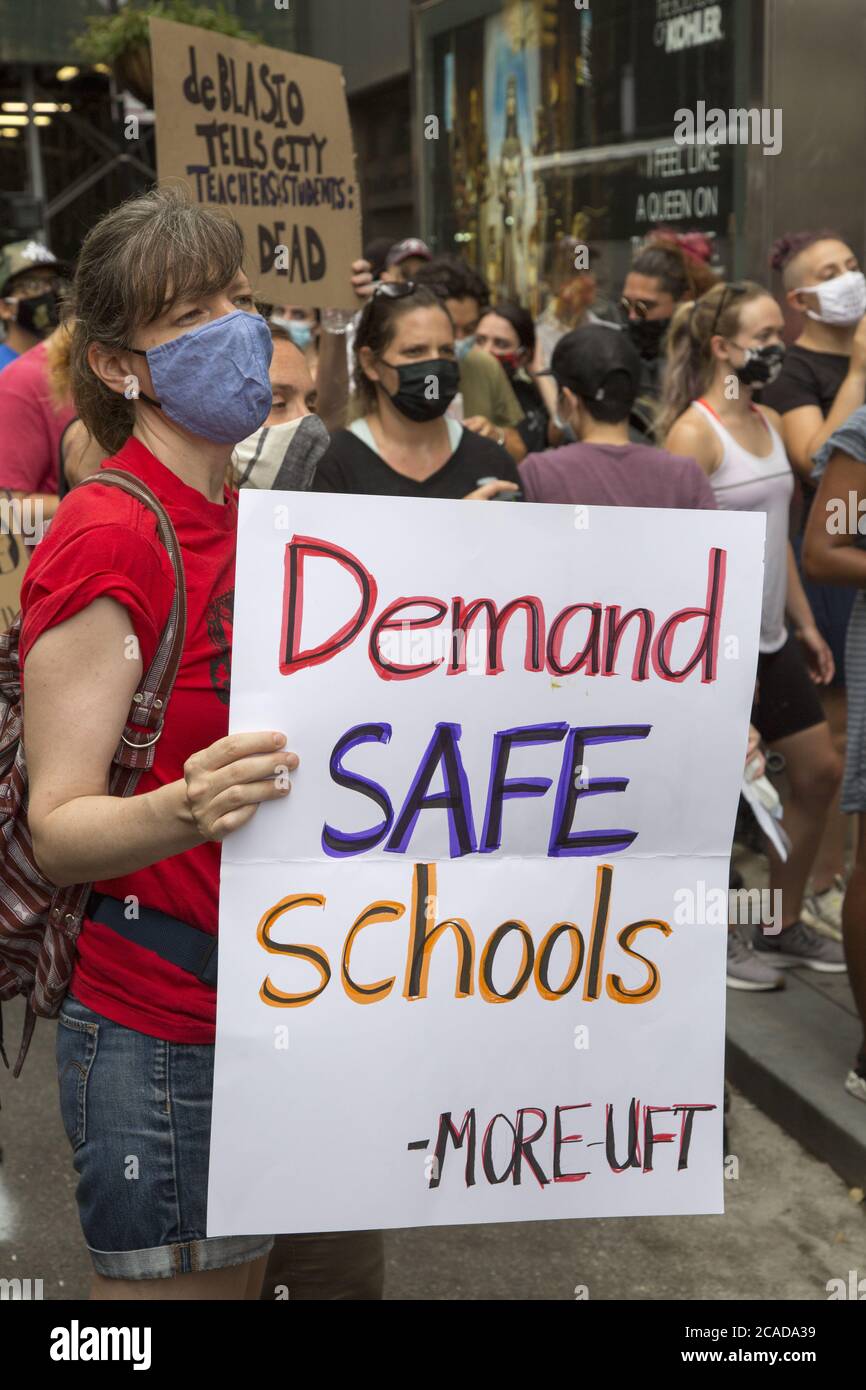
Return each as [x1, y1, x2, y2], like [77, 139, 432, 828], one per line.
[150, 17, 362, 308]
[209, 496, 764, 1234]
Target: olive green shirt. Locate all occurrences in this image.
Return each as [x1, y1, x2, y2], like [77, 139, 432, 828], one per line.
[459, 348, 524, 428]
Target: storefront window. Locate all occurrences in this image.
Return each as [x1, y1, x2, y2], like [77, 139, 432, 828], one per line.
[418, 0, 744, 318]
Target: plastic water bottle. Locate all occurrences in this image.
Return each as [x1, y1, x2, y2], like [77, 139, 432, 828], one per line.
[321, 308, 355, 335]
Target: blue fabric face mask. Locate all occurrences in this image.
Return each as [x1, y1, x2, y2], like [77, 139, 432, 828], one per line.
[123, 310, 274, 444]
[455, 334, 475, 361]
[286, 320, 315, 352]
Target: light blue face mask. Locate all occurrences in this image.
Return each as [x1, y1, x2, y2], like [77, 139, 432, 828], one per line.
[285, 319, 315, 352]
[122, 310, 274, 444]
[455, 334, 476, 361]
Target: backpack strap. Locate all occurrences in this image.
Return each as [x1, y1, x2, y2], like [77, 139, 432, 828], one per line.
[40, 469, 191, 954]
[76, 468, 188, 790]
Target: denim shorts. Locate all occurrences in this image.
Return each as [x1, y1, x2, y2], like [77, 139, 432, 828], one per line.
[55, 991, 275, 1281]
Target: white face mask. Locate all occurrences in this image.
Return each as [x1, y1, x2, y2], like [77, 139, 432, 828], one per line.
[796, 269, 866, 326]
[232, 414, 330, 491]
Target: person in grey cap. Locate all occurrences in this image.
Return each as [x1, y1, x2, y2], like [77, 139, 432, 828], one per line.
[383, 237, 433, 284]
[0, 239, 68, 372]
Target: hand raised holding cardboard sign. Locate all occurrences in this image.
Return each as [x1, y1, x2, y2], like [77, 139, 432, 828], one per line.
[150, 18, 362, 309]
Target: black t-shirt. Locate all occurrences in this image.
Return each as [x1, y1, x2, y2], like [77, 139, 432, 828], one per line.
[313, 424, 523, 499]
[511, 374, 550, 455]
[760, 344, 856, 417]
[629, 356, 663, 442]
[761, 344, 864, 523]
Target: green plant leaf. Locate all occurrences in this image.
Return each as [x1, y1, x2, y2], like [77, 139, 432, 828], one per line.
[75, 0, 261, 65]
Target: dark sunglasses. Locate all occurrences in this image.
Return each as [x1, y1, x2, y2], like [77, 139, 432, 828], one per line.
[710, 282, 749, 338]
[619, 295, 659, 321]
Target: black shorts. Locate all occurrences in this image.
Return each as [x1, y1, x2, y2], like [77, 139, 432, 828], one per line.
[751, 632, 826, 745]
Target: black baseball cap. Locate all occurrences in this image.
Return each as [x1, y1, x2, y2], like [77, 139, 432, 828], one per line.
[550, 322, 641, 409]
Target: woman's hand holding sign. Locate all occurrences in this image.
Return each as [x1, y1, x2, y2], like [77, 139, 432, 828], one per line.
[184, 732, 299, 841]
[463, 479, 521, 501]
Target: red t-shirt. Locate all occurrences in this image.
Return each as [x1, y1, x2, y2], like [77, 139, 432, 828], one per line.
[19, 438, 237, 1042]
[0, 341, 75, 494]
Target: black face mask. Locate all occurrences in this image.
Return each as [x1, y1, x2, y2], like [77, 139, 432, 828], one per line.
[626, 316, 671, 361]
[379, 357, 460, 422]
[15, 289, 61, 338]
[732, 343, 785, 389]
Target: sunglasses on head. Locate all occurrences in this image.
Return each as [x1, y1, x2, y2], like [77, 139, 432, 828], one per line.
[710, 282, 749, 338]
[371, 279, 450, 302]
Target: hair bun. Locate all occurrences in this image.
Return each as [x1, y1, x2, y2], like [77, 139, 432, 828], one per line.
[769, 234, 794, 272]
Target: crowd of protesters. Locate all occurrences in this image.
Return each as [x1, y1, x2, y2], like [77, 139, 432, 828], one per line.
[1, 187, 865, 1301]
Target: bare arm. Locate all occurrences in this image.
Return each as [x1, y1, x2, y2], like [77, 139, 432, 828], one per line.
[463, 416, 527, 463]
[534, 370, 559, 426]
[784, 541, 834, 684]
[803, 449, 866, 586]
[24, 596, 297, 887]
[778, 319, 866, 479]
[315, 328, 349, 435]
[664, 413, 722, 476]
[313, 260, 376, 434]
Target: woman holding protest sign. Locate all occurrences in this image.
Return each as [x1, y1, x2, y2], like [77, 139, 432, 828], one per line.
[17, 186, 298, 1300]
[660, 280, 845, 981]
[312, 281, 522, 500]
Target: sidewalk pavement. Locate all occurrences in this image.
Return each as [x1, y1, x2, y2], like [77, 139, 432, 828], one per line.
[726, 957, 866, 1191]
[726, 839, 866, 1193]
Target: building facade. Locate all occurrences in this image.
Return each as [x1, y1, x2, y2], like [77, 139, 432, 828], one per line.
[293, 0, 415, 247]
[412, 0, 866, 313]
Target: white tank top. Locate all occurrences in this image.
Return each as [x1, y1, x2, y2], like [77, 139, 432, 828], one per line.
[692, 398, 793, 654]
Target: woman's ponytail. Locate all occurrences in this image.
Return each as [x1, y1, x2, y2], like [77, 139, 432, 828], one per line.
[654, 299, 702, 442]
[654, 280, 768, 443]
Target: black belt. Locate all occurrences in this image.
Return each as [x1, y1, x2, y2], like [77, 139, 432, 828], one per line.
[87, 893, 218, 987]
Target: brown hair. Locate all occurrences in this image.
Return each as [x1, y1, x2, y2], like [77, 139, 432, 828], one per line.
[44, 322, 74, 412]
[69, 185, 246, 454]
[654, 280, 769, 442]
[633, 236, 719, 302]
[352, 284, 451, 416]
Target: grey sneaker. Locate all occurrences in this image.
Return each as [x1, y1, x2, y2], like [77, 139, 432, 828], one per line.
[726, 930, 785, 991]
[845, 1051, 866, 1103]
[801, 876, 844, 941]
[845, 1070, 866, 1103]
[753, 919, 847, 972]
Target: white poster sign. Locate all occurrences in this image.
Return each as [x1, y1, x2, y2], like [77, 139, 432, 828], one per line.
[209, 494, 764, 1234]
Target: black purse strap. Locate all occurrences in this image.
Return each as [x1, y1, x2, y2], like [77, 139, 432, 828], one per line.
[51, 467, 190, 931]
